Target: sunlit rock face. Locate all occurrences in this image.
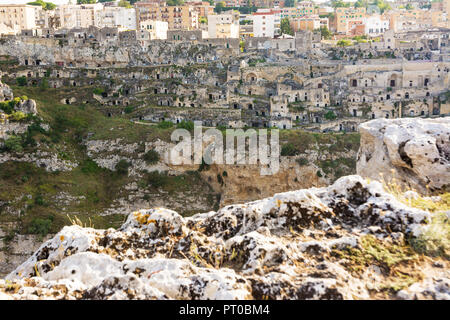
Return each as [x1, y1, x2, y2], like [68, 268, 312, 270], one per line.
[2, 175, 447, 300]
[357, 118, 450, 194]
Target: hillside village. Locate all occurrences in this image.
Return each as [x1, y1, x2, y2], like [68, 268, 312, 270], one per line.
[0, 0, 449, 131]
[0, 0, 449, 300]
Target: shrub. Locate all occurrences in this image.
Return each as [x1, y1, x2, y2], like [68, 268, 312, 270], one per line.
[0, 101, 14, 114]
[34, 194, 45, 206]
[324, 110, 337, 120]
[16, 76, 27, 86]
[296, 157, 308, 166]
[92, 88, 105, 95]
[146, 170, 168, 188]
[4, 135, 23, 153]
[27, 217, 53, 236]
[115, 159, 130, 175]
[9, 111, 27, 122]
[81, 159, 102, 174]
[124, 106, 134, 114]
[157, 121, 173, 129]
[144, 149, 160, 165]
[176, 120, 194, 131]
[280, 143, 297, 156]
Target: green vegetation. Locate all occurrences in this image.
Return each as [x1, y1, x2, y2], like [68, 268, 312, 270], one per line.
[337, 39, 353, 47]
[334, 235, 422, 292]
[0, 85, 207, 238]
[16, 76, 27, 87]
[383, 179, 450, 259]
[157, 121, 174, 129]
[324, 110, 337, 120]
[143, 149, 160, 165]
[3, 136, 23, 153]
[27, 216, 53, 238]
[319, 26, 332, 40]
[27, 0, 56, 10]
[115, 159, 131, 175]
[166, 0, 184, 6]
[176, 120, 194, 131]
[280, 143, 298, 156]
[280, 18, 294, 36]
[118, 0, 132, 8]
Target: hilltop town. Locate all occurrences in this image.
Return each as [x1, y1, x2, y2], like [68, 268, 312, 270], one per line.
[0, 0, 449, 300]
[0, 0, 449, 131]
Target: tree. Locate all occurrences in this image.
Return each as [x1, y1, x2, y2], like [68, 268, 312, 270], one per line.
[17, 76, 27, 86]
[4, 136, 23, 153]
[115, 160, 130, 175]
[354, 0, 369, 8]
[280, 18, 294, 36]
[27, 1, 56, 10]
[284, 0, 296, 7]
[331, 0, 351, 8]
[118, 0, 132, 8]
[372, 0, 391, 14]
[77, 0, 97, 4]
[324, 111, 337, 120]
[144, 149, 160, 165]
[337, 39, 353, 47]
[214, 2, 226, 13]
[319, 26, 332, 40]
[166, 0, 184, 6]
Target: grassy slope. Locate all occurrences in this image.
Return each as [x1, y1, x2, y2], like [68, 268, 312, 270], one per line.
[1, 84, 361, 239]
[0, 85, 198, 237]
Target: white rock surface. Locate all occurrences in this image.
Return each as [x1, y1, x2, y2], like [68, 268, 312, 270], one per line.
[357, 118, 450, 193]
[1, 175, 446, 300]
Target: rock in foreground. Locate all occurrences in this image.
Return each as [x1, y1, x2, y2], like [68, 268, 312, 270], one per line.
[357, 118, 450, 193]
[0, 175, 448, 300]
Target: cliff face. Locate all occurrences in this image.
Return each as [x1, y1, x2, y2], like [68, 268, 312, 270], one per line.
[1, 175, 448, 300]
[0, 79, 13, 102]
[357, 118, 450, 194]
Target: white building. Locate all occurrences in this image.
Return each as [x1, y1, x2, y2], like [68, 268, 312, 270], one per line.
[252, 9, 280, 38]
[101, 6, 136, 30]
[57, 3, 104, 29]
[364, 15, 389, 36]
[207, 11, 239, 39]
[0, 4, 41, 31]
[139, 19, 168, 40]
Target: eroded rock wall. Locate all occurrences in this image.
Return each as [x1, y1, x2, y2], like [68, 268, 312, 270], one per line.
[357, 118, 450, 193]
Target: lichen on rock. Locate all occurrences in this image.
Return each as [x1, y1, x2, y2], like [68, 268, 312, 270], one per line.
[1, 175, 446, 300]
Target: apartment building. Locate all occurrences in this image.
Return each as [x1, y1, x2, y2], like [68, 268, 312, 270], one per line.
[334, 7, 366, 34]
[139, 19, 168, 39]
[364, 15, 389, 36]
[0, 4, 40, 31]
[290, 16, 328, 32]
[188, 2, 214, 18]
[135, 2, 198, 30]
[207, 11, 239, 39]
[280, 3, 317, 20]
[252, 9, 280, 38]
[101, 6, 137, 30]
[388, 9, 448, 32]
[57, 3, 103, 29]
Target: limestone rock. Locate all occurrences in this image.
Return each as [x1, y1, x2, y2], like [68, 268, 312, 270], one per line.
[1, 175, 445, 300]
[0, 79, 13, 102]
[16, 99, 37, 115]
[357, 118, 450, 193]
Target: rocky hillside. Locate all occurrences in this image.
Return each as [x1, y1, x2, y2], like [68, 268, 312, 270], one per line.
[0, 174, 448, 300]
[357, 118, 450, 194]
[0, 84, 359, 277]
